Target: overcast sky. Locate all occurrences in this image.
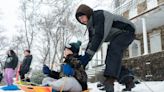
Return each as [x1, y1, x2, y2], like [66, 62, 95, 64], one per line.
[0, 0, 112, 40]
[0, 0, 20, 38]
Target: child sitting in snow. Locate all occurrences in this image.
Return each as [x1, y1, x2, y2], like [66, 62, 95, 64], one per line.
[42, 41, 88, 92]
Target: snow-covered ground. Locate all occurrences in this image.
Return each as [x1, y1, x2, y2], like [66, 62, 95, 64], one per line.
[88, 81, 164, 92]
[0, 81, 164, 92]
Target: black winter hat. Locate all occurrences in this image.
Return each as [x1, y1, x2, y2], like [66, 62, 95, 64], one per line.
[65, 41, 82, 54]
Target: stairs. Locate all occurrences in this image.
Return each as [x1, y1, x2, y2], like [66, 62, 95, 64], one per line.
[86, 65, 105, 82]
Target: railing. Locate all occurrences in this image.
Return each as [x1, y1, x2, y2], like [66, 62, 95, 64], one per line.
[112, 0, 146, 15]
[112, 0, 133, 15]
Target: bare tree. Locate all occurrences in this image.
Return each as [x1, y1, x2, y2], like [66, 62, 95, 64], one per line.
[37, 15, 55, 66]
[0, 29, 9, 62]
[18, 0, 42, 49]
[14, 0, 83, 69]
[36, 0, 83, 69]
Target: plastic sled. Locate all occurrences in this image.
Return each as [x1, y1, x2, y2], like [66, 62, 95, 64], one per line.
[19, 85, 52, 92]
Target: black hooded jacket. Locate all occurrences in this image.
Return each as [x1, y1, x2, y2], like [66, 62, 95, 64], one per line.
[20, 55, 32, 74]
[4, 55, 18, 69]
[76, 4, 135, 59]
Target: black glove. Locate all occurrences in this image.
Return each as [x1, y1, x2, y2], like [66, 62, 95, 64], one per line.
[78, 53, 91, 67]
[42, 65, 50, 75]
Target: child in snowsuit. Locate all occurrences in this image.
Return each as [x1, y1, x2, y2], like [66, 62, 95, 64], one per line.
[4, 50, 18, 85]
[42, 41, 88, 92]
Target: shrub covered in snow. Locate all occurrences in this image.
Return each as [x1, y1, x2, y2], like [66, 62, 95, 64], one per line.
[30, 70, 46, 84]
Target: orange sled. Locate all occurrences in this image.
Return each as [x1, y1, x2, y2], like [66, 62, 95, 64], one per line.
[19, 85, 52, 92]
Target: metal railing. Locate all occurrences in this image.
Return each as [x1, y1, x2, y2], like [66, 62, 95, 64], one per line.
[112, 0, 146, 15]
[112, 0, 133, 15]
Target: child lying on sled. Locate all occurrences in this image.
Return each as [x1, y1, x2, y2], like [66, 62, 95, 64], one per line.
[42, 41, 88, 92]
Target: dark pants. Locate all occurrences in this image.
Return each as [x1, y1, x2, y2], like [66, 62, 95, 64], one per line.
[20, 72, 31, 82]
[104, 31, 135, 79]
[79, 81, 88, 91]
[20, 73, 25, 80]
[19, 70, 28, 80]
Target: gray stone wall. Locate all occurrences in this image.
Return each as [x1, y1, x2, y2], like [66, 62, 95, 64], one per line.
[123, 51, 164, 81]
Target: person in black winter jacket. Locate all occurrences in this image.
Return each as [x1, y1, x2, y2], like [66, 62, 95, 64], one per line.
[75, 4, 135, 92]
[4, 50, 18, 85]
[19, 50, 32, 81]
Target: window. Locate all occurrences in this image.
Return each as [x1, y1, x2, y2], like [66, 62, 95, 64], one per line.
[147, 0, 158, 10]
[129, 7, 137, 18]
[150, 32, 162, 53]
[129, 40, 141, 58]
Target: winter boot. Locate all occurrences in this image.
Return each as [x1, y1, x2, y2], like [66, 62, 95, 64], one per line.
[97, 82, 105, 91]
[103, 77, 115, 92]
[122, 78, 135, 91]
